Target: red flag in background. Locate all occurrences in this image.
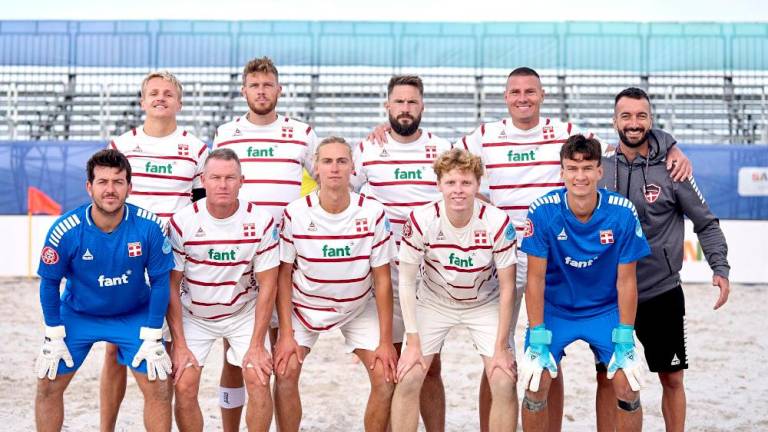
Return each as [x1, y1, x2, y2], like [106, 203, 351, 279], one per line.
[27, 186, 61, 215]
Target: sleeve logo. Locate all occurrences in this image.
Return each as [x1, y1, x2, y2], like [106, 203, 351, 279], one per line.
[162, 237, 172, 254]
[523, 219, 534, 238]
[41, 246, 59, 265]
[504, 223, 516, 241]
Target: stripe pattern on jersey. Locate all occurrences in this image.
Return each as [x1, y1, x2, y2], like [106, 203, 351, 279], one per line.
[47, 214, 82, 247]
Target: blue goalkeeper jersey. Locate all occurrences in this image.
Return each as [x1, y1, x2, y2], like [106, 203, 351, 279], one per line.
[37, 203, 174, 327]
[520, 188, 650, 318]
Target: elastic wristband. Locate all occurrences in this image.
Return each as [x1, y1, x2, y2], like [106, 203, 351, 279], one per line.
[611, 325, 635, 344]
[139, 326, 163, 341]
[529, 326, 552, 345]
[44, 325, 66, 339]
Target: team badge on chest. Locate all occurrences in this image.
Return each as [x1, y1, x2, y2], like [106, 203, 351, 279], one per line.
[542, 125, 555, 140]
[243, 223, 257, 237]
[599, 230, 614, 245]
[425, 145, 437, 159]
[355, 218, 369, 233]
[177, 143, 189, 156]
[281, 126, 294, 138]
[644, 184, 661, 203]
[128, 242, 142, 257]
[474, 230, 488, 245]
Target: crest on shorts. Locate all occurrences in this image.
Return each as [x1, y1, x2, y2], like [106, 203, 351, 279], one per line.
[599, 230, 614, 245]
[355, 218, 369, 233]
[425, 145, 438, 159]
[281, 126, 294, 139]
[474, 230, 488, 245]
[41, 246, 59, 265]
[523, 219, 534, 238]
[128, 241, 142, 257]
[542, 125, 555, 140]
[243, 223, 256, 238]
[644, 184, 661, 203]
[402, 219, 413, 239]
[177, 143, 189, 156]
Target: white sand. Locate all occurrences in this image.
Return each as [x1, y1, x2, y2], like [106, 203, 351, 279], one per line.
[2, 278, 766, 431]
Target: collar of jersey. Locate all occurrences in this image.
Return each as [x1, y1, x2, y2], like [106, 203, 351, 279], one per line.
[241, 112, 281, 129]
[84, 203, 129, 231]
[438, 199, 480, 233]
[562, 190, 602, 225]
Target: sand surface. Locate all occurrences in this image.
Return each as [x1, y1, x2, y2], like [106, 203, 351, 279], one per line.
[2, 278, 766, 431]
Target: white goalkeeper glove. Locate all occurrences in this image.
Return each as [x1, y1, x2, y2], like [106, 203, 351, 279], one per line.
[131, 327, 172, 381]
[36, 325, 74, 380]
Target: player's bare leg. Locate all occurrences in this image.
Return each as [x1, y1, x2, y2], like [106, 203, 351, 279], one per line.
[611, 370, 642, 432]
[595, 370, 617, 432]
[546, 369, 564, 432]
[36, 372, 76, 432]
[420, 352, 446, 432]
[391, 354, 435, 431]
[480, 355, 518, 432]
[242, 362, 274, 432]
[478, 369, 492, 432]
[173, 364, 204, 431]
[132, 369, 172, 432]
[355, 348, 396, 432]
[659, 370, 685, 432]
[220, 339, 245, 432]
[273, 347, 308, 432]
[100, 343, 127, 432]
[521, 370, 553, 432]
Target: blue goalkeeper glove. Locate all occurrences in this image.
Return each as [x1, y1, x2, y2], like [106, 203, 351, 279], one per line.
[520, 324, 558, 391]
[607, 323, 643, 391]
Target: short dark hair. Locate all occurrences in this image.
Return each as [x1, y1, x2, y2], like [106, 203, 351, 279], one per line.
[87, 149, 131, 184]
[387, 75, 424, 97]
[614, 87, 651, 106]
[508, 67, 540, 80]
[560, 134, 602, 166]
[205, 148, 241, 170]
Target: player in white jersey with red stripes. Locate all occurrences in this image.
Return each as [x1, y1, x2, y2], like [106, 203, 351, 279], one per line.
[102, 71, 209, 431]
[352, 75, 452, 431]
[273, 137, 398, 432]
[166, 148, 279, 432]
[391, 148, 518, 432]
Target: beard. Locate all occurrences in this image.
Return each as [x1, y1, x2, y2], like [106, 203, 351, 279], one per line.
[247, 98, 278, 116]
[617, 128, 650, 148]
[389, 113, 421, 137]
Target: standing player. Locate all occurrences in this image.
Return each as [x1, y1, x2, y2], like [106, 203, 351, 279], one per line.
[212, 56, 319, 428]
[273, 137, 398, 432]
[166, 148, 279, 432]
[390, 148, 518, 432]
[600, 87, 730, 432]
[35, 149, 174, 431]
[351, 74, 452, 431]
[107, 70, 211, 431]
[519, 135, 650, 432]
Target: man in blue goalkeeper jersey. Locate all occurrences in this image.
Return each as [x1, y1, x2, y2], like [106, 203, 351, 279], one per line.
[518, 134, 650, 432]
[34, 149, 174, 432]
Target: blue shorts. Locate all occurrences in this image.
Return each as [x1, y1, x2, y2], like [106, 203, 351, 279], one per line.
[57, 303, 150, 376]
[525, 308, 618, 365]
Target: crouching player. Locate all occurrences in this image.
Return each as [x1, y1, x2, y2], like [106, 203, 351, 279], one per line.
[519, 134, 650, 432]
[273, 136, 398, 432]
[391, 148, 518, 432]
[35, 149, 174, 431]
[166, 148, 279, 432]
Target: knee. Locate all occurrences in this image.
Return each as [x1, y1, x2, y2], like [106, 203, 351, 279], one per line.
[36, 379, 63, 400]
[104, 343, 119, 359]
[613, 384, 638, 404]
[396, 367, 426, 397]
[243, 369, 271, 395]
[145, 380, 172, 403]
[488, 372, 516, 402]
[369, 369, 395, 399]
[174, 378, 199, 404]
[275, 361, 301, 389]
[659, 370, 684, 390]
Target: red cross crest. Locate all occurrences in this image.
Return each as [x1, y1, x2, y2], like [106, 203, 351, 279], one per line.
[281, 126, 294, 138]
[474, 230, 488, 245]
[542, 125, 555, 140]
[600, 230, 614, 245]
[425, 145, 437, 159]
[355, 218, 369, 233]
[243, 223, 256, 237]
[644, 184, 661, 203]
[128, 242, 142, 257]
[177, 143, 189, 156]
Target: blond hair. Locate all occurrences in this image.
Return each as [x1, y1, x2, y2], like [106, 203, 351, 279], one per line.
[242, 56, 279, 85]
[432, 148, 484, 181]
[140, 71, 183, 102]
[314, 136, 353, 165]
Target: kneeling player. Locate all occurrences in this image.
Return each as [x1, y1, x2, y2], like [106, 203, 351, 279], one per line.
[273, 136, 398, 432]
[166, 148, 279, 432]
[35, 149, 174, 431]
[390, 148, 518, 432]
[519, 135, 650, 432]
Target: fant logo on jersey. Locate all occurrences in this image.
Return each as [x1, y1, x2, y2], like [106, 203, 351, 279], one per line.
[425, 145, 437, 159]
[281, 126, 294, 138]
[41, 246, 59, 265]
[599, 230, 614, 245]
[208, 249, 238, 261]
[644, 184, 661, 203]
[393, 168, 423, 180]
[564, 256, 597, 268]
[474, 230, 488, 245]
[128, 242, 142, 257]
[355, 218, 369, 233]
[243, 223, 257, 237]
[322, 244, 351, 257]
[98, 271, 131, 287]
[145, 161, 173, 174]
[448, 253, 474, 268]
[177, 143, 189, 156]
[507, 149, 536, 162]
[542, 125, 555, 140]
[523, 219, 534, 238]
[246, 146, 275, 157]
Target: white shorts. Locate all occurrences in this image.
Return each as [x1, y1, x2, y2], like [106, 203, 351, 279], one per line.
[416, 291, 515, 358]
[292, 298, 381, 353]
[182, 302, 268, 366]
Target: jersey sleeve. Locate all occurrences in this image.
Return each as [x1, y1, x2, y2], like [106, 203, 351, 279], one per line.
[193, 144, 210, 189]
[279, 209, 297, 264]
[492, 215, 518, 270]
[254, 216, 280, 273]
[370, 210, 396, 267]
[398, 211, 426, 265]
[145, 220, 174, 278]
[37, 218, 74, 281]
[617, 206, 651, 264]
[455, 126, 483, 156]
[168, 216, 186, 272]
[519, 206, 549, 259]
[302, 127, 319, 175]
[350, 141, 367, 193]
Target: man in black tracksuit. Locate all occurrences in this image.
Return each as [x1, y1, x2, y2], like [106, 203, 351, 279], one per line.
[599, 87, 730, 432]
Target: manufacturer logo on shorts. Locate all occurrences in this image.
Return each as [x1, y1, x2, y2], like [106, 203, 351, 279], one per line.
[671, 354, 681, 366]
[82, 249, 94, 260]
[644, 184, 661, 203]
[41, 246, 59, 265]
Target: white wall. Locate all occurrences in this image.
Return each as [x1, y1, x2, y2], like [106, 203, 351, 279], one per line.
[2, 216, 766, 283]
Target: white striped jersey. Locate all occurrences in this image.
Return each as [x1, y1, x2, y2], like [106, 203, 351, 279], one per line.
[456, 118, 604, 240]
[168, 198, 279, 320]
[352, 131, 451, 248]
[398, 199, 517, 307]
[279, 191, 396, 331]
[111, 127, 209, 223]
[213, 114, 318, 226]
